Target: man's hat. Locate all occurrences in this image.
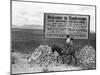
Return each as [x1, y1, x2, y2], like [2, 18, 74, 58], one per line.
[66, 35, 70, 38]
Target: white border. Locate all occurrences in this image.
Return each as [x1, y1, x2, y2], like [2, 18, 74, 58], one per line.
[0, 0, 100, 75]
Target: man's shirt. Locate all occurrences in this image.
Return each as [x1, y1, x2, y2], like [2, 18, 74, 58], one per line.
[66, 38, 73, 46]
[65, 37, 74, 53]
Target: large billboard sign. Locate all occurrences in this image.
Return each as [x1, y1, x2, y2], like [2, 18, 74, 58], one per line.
[44, 13, 90, 39]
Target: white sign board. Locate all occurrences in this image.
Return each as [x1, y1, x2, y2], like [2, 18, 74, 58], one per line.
[44, 13, 90, 39]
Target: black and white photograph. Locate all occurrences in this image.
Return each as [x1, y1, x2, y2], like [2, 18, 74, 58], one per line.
[11, 0, 96, 74]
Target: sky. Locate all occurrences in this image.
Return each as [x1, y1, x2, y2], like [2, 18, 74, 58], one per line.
[12, 1, 95, 32]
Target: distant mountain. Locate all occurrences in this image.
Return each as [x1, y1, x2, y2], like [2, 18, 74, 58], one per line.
[12, 24, 43, 30]
[21, 25, 43, 29]
[12, 24, 95, 33]
[12, 25, 19, 28]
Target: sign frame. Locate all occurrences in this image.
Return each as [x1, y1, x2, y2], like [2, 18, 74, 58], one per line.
[44, 13, 90, 39]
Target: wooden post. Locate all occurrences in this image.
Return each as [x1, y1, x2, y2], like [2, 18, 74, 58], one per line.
[44, 13, 46, 45]
[88, 15, 90, 46]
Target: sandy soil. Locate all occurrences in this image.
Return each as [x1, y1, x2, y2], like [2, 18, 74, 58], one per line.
[12, 52, 83, 74]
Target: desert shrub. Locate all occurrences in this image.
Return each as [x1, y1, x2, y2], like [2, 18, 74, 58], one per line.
[12, 56, 16, 64]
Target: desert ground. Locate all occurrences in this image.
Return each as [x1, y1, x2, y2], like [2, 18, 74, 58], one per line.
[11, 28, 96, 74]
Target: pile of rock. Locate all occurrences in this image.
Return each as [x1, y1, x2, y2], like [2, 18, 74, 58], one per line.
[27, 45, 57, 67]
[77, 45, 96, 68]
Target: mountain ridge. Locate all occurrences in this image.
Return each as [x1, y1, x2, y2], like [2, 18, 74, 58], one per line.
[12, 24, 43, 30]
[12, 24, 95, 33]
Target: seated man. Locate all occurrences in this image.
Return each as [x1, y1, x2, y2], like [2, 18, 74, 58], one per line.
[65, 35, 77, 65]
[65, 35, 73, 49]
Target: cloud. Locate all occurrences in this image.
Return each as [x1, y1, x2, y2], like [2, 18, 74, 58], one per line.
[12, 1, 95, 32]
